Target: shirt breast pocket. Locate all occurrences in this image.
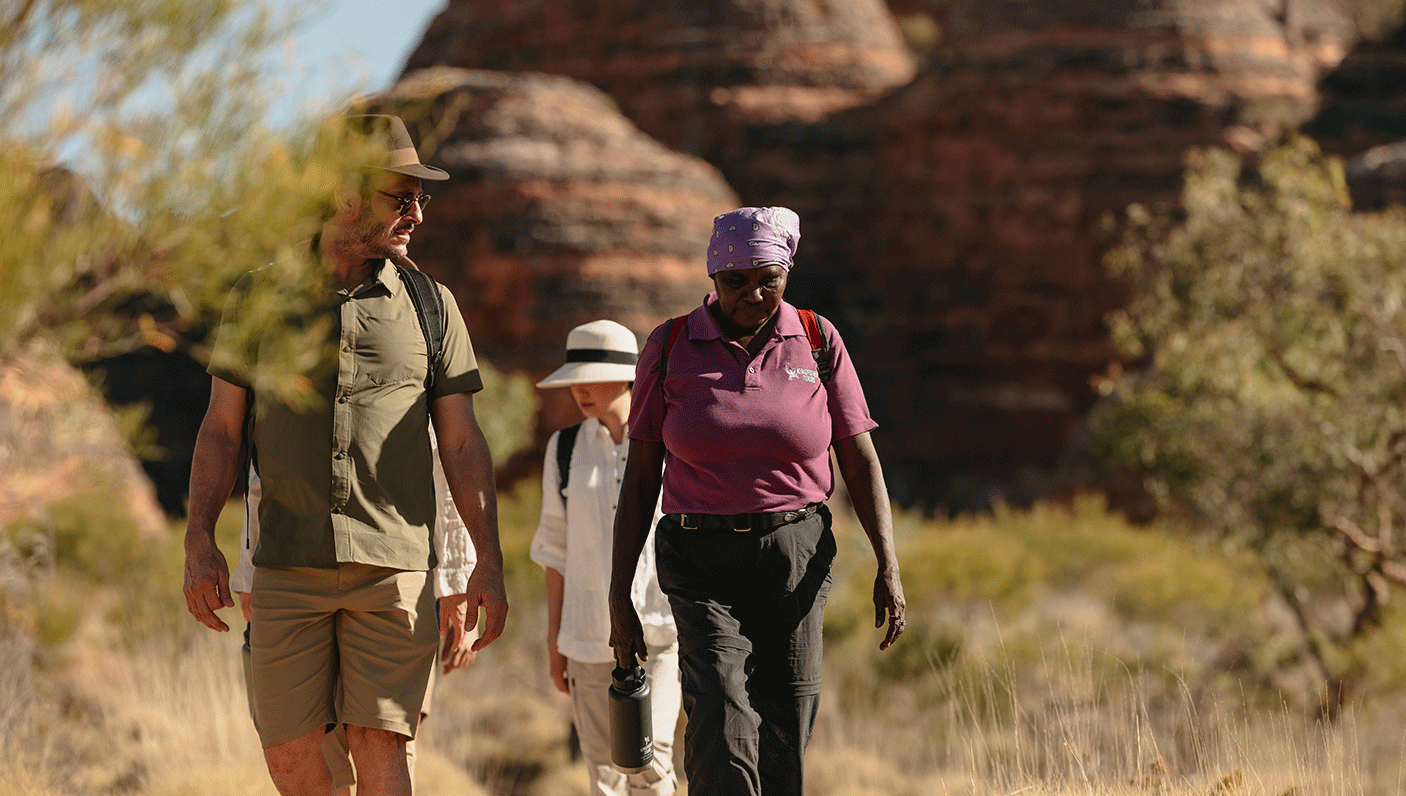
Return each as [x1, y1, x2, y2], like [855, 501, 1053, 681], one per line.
[367, 362, 424, 387]
[358, 316, 428, 387]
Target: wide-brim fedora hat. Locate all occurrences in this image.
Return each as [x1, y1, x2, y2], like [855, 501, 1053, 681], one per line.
[536, 320, 640, 387]
[344, 114, 449, 181]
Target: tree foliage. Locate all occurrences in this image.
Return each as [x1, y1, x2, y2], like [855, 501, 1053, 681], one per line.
[1094, 137, 1406, 710]
[1, 0, 542, 471]
[0, 0, 370, 400]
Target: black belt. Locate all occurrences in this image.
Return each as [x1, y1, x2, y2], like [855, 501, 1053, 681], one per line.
[671, 502, 821, 533]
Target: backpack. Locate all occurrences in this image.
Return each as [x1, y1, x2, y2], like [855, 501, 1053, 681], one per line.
[394, 264, 447, 389]
[241, 263, 447, 492]
[658, 306, 832, 385]
[555, 421, 582, 502]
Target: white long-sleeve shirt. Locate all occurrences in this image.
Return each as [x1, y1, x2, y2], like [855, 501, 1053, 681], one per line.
[531, 418, 675, 663]
[232, 427, 477, 599]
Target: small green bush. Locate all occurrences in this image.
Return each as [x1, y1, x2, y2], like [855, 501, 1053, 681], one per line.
[34, 592, 81, 647]
[1097, 551, 1258, 633]
[899, 526, 1046, 610]
[6, 482, 146, 582]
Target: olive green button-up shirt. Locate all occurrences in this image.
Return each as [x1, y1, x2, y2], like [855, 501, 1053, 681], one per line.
[209, 260, 483, 571]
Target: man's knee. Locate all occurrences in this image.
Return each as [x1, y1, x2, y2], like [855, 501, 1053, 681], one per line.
[264, 727, 328, 762]
[345, 724, 408, 758]
[263, 727, 334, 791]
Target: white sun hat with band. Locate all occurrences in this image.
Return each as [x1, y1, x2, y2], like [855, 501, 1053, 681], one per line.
[536, 320, 640, 387]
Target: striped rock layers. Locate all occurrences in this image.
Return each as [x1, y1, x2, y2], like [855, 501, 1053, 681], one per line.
[402, 0, 914, 161]
[368, 68, 738, 428]
[738, 0, 1356, 506]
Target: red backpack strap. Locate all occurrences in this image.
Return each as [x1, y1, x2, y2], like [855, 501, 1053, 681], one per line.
[658, 314, 688, 385]
[796, 308, 832, 383]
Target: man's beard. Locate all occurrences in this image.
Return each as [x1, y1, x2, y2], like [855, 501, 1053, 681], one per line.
[355, 207, 407, 259]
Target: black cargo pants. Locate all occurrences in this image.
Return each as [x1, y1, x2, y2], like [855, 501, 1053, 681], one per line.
[654, 504, 836, 796]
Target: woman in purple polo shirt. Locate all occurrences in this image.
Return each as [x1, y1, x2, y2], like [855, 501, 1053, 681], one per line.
[609, 206, 906, 796]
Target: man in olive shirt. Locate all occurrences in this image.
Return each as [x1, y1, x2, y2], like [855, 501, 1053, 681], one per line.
[182, 115, 509, 796]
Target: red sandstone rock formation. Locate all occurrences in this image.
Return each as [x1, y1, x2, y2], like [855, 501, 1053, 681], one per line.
[733, 0, 1357, 507]
[391, 0, 1368, 508]
[368, 68, 739, 429]
[401, 0, 915, 161]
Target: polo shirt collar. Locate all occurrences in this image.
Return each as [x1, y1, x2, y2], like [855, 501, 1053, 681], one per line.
[690, 292, 804, 342]
[772, 299, 806, 338]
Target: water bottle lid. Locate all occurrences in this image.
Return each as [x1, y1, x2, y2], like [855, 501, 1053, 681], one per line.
[611, 665, 646, 691]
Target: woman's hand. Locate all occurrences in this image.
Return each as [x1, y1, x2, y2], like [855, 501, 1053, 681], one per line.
[609, 592, 649, 668]
[874, 567, 906, 651]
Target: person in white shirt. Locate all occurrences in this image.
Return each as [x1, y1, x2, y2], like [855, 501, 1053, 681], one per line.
[233, 427, 477, 795]
[532, 320, 680, 796]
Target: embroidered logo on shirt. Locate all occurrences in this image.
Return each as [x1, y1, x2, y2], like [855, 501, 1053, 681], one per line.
[785, 364, 819, 383]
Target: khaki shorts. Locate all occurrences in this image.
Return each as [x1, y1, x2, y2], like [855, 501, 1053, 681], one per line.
[321, 651, 438, 788]
[250, 563, 437, 748]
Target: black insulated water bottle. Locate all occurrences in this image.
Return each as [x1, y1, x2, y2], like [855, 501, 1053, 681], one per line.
[608, 664, 654, 773]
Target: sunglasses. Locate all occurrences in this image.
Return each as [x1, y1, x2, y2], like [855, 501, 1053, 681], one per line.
[376, 190, 431, 216]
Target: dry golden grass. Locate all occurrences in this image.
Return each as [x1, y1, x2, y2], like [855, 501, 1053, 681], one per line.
[1, 607, 1399, 796]
[5, 493, 1406, 795]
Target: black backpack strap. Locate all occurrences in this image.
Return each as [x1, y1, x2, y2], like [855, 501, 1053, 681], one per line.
[556, 422, 582, 502]
[796, 308, 832, 383]
[240, 387, 257, 495]
[395, 265, 446, 389]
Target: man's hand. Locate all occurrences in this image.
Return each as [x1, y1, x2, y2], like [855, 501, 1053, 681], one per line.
[438, 593, 480, 673]
[183, 376, 246, 634]
[237, 591, 252, 623]
[458, 564, 509, 654]
[183, 538, 233, 632]
[429, 391, 508, 655]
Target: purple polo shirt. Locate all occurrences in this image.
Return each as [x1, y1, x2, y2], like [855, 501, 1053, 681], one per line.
[629, 295, 878, 515]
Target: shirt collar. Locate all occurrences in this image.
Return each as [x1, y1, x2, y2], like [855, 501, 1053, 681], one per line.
[343, 259, 398, 298]
[582, 416, 629, 442]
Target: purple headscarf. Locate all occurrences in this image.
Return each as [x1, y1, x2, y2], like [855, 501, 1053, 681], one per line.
[706, 207, 801, 275]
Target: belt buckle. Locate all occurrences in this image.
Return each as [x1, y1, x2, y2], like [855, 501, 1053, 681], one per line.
[732, 514, 751, 533]
[680, 514, 699, 530]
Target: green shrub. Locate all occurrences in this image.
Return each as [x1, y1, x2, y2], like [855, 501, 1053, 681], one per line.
[5, 482, 146, 582]
[900, 526, 1046, 610]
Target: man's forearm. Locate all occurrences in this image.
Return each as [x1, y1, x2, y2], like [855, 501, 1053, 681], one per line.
[438, 431, 503, 573]
[186, 421, 243, 549]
